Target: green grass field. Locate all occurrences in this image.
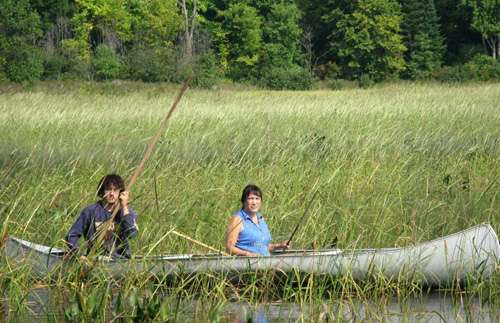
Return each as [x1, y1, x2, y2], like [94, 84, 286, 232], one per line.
[0, 81, 498, 319]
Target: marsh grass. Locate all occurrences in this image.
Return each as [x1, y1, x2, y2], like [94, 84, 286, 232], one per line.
[0, 81, 498, 320]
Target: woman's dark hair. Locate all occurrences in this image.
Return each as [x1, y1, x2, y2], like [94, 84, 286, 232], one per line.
[97, 174, 126, 198]
[240, 184, 263, 207]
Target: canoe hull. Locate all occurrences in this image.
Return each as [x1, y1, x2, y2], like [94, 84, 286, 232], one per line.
[4, 224, 499, 286]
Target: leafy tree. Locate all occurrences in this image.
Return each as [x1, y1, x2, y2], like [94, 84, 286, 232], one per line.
[435, 0, 482, 64]
[92, 44, 121, 80]
[462, 0, 500, 59]
[260, 2, 302, 67]
[221, 2, 262, 79]
[124, 44, 176, 82]
[400, 0, 445, 79]
[128, 0, 181, 48]
[29, 0, 75, 32]
[325, 0, 406, 81]
[258, 2, 312, 89]
[296, 0, 339, 67]
[0, 0, 44, 83]
[71, 0, 133, 62]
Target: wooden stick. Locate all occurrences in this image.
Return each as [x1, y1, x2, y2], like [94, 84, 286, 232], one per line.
[286, 184, 320, 246]
[95, 77, 192, 249]
[126, 77, 192, 193]
[171, 230, 229, 256]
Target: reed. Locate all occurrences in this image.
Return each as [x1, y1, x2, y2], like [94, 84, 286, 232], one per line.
[0, 81, 498, 320]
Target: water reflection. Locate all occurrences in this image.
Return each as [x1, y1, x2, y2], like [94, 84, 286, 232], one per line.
[223, 293, 497, 322]
[4, 289, 498, 322]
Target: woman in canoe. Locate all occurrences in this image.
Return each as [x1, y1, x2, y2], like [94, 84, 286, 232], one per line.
[225, 184, 289, 256]
[65, 174, 139, 258]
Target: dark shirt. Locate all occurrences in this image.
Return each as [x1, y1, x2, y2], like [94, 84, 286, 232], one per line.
[66, 202, 138, 258]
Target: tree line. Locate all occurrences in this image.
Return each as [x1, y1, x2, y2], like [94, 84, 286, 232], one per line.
[0, 0, 499, 88]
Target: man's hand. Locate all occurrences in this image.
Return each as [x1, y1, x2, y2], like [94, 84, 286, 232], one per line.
[119, 191, 130, 215]
[63, 249, 77, 261]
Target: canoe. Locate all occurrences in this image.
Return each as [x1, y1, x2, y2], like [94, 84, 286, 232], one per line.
[4, 223, 499, 286]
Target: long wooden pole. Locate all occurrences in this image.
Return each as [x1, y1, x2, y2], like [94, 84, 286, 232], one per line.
[96, 77, 192, 247]
[171, 230, 229, 256]
[286, 188, 319, 246]
[126, 78, 192, 193]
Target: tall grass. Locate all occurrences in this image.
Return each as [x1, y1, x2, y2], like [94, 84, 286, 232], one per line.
[0, 81, 498, 319]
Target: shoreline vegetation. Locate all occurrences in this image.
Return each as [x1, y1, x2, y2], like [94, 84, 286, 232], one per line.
[0, 81, 498, 320]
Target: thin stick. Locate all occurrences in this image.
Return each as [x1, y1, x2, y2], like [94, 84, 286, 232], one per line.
[171, 230, 229, 256]
[286, 185, 320, 246]
[127, 77, 192, 193]
[96, 77, 192, 249]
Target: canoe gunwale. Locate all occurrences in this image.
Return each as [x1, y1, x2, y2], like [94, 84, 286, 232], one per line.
[6, 223, 499, 262]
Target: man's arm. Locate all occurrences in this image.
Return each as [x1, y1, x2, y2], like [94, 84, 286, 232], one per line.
[65, 208, 90, 252]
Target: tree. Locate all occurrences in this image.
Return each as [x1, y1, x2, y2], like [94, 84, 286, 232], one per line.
[129, 0, 181, 48]
[400, 0, 445, 79]
[296, 0, 337, 67]
[71, 0, 133, 62]
[257, 1, 312, 89]
[221, 3, 262, 79]
[178, 0, 198, 62]
[462, 0, 500, 59]
[325, 0, 406, 81]
[0, 0, 44, 83]
[435, 0, 482, 64]
[260, 2, 302, 67]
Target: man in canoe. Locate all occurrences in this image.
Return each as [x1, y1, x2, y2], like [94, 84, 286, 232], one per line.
[65, 174, 138, 258]
[225, 184, 289, 256]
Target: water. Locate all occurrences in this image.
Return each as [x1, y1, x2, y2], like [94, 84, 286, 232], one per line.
[3, 289, 498, 322]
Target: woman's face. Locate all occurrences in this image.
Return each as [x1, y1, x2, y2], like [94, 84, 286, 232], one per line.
[244, 192, 262, 214]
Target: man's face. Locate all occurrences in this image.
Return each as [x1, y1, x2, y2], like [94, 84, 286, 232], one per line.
[103, 184, 121, 205]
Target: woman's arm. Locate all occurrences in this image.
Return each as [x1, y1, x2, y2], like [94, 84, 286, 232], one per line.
[225, 216, 259, 257]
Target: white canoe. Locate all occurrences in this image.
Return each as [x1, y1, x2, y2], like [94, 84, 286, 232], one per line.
[4, 223, 499, 286]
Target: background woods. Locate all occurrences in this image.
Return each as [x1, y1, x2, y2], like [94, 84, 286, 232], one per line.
[0, 0, 499, 87]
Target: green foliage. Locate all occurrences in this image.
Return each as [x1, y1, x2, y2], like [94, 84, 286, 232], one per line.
[0, 0, 44, 84]
[257, 2, 306, 87]
[3, 41, 44, 84]
[92, 44, 122, 81]
[406, 32, 443, 79]
[462, 0, 500, 59]
[221, 3, 262, 79]
[30, 0, 75, 32]
[72, 0, 133, 60]
[358, 73, 375, 88]
[401, 0, 445, 79]
[64, 283, 111, 322]
[259, 64, 312, 90]
[296, 0, 338, 66]
[464, 53, 500, 79]
[43, 40, 90, 80]
[125, 44, 176, 82]
[128, 0, 181, 48]
[261, 2, 302, 65]
[190, 51, 221, 88]
[432, 54, 500, 81]
[325, 0, 406, 81]
[0, 0, 494, 86]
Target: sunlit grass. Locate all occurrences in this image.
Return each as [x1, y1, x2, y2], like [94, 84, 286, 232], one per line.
[0, 81, 498, 319]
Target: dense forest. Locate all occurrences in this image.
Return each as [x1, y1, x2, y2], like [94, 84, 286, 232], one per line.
[0, 0, 498, 88]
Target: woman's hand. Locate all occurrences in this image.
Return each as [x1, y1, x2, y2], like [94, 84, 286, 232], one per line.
[271, 241, 290, 251]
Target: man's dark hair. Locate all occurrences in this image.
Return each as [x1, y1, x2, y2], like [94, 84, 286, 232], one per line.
[240, 184, 263, 207]
[97, 174, 126, 198]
